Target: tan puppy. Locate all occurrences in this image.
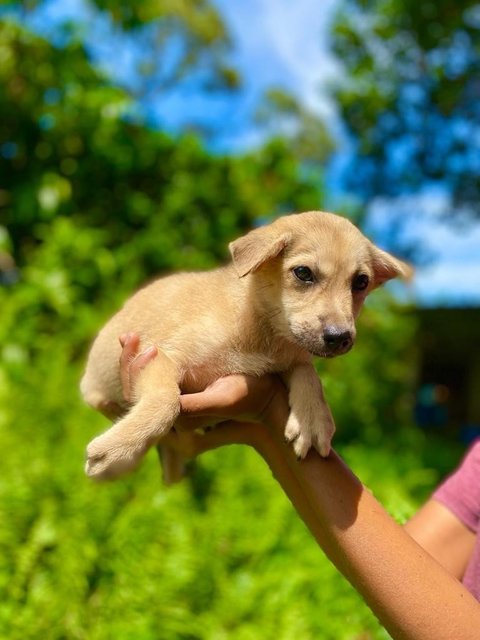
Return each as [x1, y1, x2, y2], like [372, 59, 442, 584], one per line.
[81, 211, 411, 480]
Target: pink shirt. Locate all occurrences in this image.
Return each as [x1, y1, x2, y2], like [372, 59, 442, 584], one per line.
[433, 439, 480, 600]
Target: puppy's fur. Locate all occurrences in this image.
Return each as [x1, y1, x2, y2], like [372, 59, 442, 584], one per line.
[81, 211, 411, 481]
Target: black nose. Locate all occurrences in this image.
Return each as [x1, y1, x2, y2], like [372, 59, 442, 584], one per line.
[323, 327, 353, 352]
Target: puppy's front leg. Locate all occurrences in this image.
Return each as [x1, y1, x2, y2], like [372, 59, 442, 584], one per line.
[86, 349, 181, 480]
[283, 363, 335, 459]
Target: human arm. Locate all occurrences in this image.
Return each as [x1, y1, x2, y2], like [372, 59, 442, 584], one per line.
[405, 440, 480, 587]
[405, 499, 476, 581]
[214, 381, 480, 640]
[119, 338, 480, 640]
[174, 378, 480, 639]
[196, 384, 480, 640]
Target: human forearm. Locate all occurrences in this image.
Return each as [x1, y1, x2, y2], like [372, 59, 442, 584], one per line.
[257, 400, 480, 640]
[295, 451, 479, 640]
[116, 347, 480, 640]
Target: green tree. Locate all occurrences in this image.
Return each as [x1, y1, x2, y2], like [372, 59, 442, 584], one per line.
[10, 0, 240, 95]
[0, 18, 324, 353]
[255, 88, 335, 166]
[331, 0, 480, 214]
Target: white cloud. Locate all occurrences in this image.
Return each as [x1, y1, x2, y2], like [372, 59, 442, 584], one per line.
[216, 0, 340, 119]
[260, 0, 339, 111]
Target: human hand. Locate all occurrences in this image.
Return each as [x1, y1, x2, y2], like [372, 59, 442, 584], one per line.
[118, 332, 158, 404]
[92, 332, 152, 420]
[117, 333, 288, 459]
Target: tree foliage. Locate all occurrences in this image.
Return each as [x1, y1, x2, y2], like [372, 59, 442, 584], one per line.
[255, 88, 336, 166]
[0, 18, 323, 344]
[331, 0, 480, 213]
[13, 0, 240, 96]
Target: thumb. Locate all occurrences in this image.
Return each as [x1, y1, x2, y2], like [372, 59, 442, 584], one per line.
[179, 375, 248, 417]
[180, 388, 226, 417]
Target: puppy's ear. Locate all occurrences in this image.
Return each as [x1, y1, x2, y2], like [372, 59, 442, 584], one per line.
[229, 226, 292, 277]
[371, 245, 414, 286]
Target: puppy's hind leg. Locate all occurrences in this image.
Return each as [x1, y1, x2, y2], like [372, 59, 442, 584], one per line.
[85, 350, 181, 480]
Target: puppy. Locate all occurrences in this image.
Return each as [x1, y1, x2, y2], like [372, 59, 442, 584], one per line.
[81, 211, 411, 481]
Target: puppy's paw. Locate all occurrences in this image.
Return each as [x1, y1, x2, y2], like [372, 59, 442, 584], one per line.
[284, 412, 302, 445]
[284, 413, 316, 459]
[85, 433, 146, 480]
[284, 410, 334, 459]
[311, 430, 332, 459]
[292, 429, 332, 459]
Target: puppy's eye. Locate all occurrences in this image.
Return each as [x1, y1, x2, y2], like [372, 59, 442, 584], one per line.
[352, 274, 369, 292]
[293, 266, 315, 283]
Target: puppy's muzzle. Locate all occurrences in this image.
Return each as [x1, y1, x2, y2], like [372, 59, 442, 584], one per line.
[323, 326, 354, 356]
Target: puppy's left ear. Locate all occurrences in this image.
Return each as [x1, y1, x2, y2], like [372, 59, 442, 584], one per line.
[371, 245, 414, 287]
[229, 225, 292, 277]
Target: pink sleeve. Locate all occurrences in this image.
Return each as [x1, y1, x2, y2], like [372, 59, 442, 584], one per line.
[433, 439, 480, 533]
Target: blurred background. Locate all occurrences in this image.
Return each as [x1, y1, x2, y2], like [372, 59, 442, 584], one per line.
[1, 1, 479, 638]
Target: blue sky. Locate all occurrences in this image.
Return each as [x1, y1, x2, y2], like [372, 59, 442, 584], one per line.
[212, 0, 480, 308]
[13, 0, 480, 307]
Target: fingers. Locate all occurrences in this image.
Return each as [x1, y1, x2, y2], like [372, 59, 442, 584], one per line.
[119, 333, 139, 402]
[175, 413, 221, 433]
[179, 392, 224, 418]
[133, 345, 158, 371]
[179, 376, 250, 418]
[189, 420, 258, 452]
[118, 333, 157, 403]
[163, 420, 260, 458]
[179, 374, 284, 425]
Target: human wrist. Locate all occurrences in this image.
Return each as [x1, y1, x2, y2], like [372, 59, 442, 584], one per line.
[260, 386, 290, 437]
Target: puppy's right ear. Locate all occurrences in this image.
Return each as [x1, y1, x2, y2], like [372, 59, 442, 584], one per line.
[229, 225, 292, 277]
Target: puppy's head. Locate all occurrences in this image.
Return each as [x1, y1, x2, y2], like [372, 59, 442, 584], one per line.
[229, 211, 412, 358]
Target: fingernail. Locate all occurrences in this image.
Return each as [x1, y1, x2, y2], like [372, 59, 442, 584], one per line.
[144, 346, 157, 356]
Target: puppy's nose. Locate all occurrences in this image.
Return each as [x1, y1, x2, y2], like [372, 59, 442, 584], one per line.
[323, 327, 353, 353]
